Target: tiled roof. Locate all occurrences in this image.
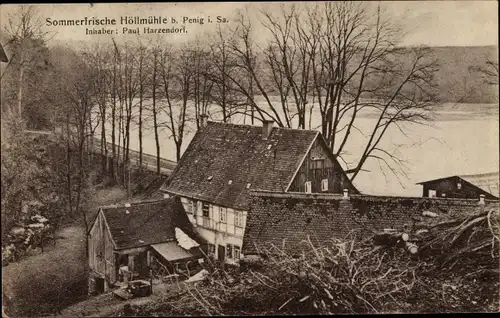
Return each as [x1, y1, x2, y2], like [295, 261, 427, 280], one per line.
[163, 121, 319, 209]
[100, 197, 203, 250]
[130, 171, 169, 200]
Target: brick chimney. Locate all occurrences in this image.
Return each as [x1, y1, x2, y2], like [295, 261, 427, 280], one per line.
[343, 188, 349, 199]
[479, 194, 485, 205]
[262, 120, 274, 140]
[200, 114, 209, 128]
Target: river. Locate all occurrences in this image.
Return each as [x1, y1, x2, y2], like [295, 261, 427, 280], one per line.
[96, 101, 499, 197]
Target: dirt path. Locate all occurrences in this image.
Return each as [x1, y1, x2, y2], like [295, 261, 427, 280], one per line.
[58, 281, 188, 317]
[2, 226, 87, 317]
[2, 186, 129, 317]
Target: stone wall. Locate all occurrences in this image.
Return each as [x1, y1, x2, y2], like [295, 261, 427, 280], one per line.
[242, 190, 499, 255]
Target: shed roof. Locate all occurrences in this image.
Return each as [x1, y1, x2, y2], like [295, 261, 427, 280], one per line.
[417, 171, 499, 198]
[151, 242, 195, 262]
[99, 197, 203, 250]
[163, 121, 355, 209]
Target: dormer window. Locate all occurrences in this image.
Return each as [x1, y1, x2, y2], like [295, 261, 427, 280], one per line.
[305, 181, 312, 193]
[321, 179, 328, 191]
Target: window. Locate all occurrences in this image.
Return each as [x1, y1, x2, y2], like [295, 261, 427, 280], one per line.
[202, 202, 210, 217]
[226, 244, 233, 259]
[312, 158, 324, 170]
[235, 211, 243, 227]
[186, 200, 194, 214]
[220, 207, 227, 223]
[225, 244, 241, 260]
[207, 244, 215, 255]
[234, 245, 241, 260]
[428, 189, 436, 198]
[457, 182, 462, 190]
[193, 200, 198, 215]
[321, 179, 328, 191]
[305, 181, 312, 193]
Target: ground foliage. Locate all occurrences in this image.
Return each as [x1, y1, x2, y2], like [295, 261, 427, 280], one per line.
[119, 207, 499, 315]
[1, 115, 93, 265]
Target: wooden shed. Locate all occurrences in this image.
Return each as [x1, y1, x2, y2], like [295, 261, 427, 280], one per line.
[87, 196, 205, 294]
[417, 171, 499, 200]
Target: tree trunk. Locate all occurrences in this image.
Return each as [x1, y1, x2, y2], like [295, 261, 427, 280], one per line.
[138, 57, 144, 169]
[152, 51, 161, 175]
[111, 56, 117, 180]
[17, 48, 25, 116]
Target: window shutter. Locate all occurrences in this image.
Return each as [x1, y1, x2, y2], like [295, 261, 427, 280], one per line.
[321, 179, 328, 191]
[305, 181, 312, 193]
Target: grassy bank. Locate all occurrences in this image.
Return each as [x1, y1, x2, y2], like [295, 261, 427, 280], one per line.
[2, 186, 128, 317]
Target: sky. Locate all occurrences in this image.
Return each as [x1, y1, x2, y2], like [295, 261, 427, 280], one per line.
[0, 1, 498, 48]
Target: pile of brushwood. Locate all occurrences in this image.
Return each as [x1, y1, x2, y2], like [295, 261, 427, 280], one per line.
[118, 208, 499, 316]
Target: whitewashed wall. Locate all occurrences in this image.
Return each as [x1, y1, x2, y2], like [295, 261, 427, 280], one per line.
[179, 196, 247, 262]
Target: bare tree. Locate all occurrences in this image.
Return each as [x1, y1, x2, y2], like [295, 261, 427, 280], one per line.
[306, 3, 439, 180]
[189, 39, 214, 129]
[259, 4, 317, 129]
[229, 2, 439, 181]
[208, 25, 253, 123]
[82, 43, 111, 175]
[158, 45, 194, 161]
[150, 46, 161, 174]
[3, 6, 49, 116]
[137, 42, 148, 168]
[109, 39, 120, 181]
[470, 59, 499, 86]
[58, 54, 99, 255]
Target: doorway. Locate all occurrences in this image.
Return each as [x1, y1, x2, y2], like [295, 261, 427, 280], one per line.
[95, 277, 105, 293]
[217, 245, 225, 262]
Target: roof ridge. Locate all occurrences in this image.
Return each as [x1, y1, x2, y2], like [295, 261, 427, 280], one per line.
[99, 198, 169, 210]
[207, 120, 319, 134]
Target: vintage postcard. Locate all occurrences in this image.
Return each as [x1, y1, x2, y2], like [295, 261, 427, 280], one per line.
[1, 1, 498, 316]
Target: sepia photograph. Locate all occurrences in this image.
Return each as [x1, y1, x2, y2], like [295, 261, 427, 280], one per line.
[0, 1, 499, 316]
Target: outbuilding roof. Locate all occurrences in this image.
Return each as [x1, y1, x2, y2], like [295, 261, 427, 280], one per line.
[99, 196, 203, 250]
[417, 171, 499, 199]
